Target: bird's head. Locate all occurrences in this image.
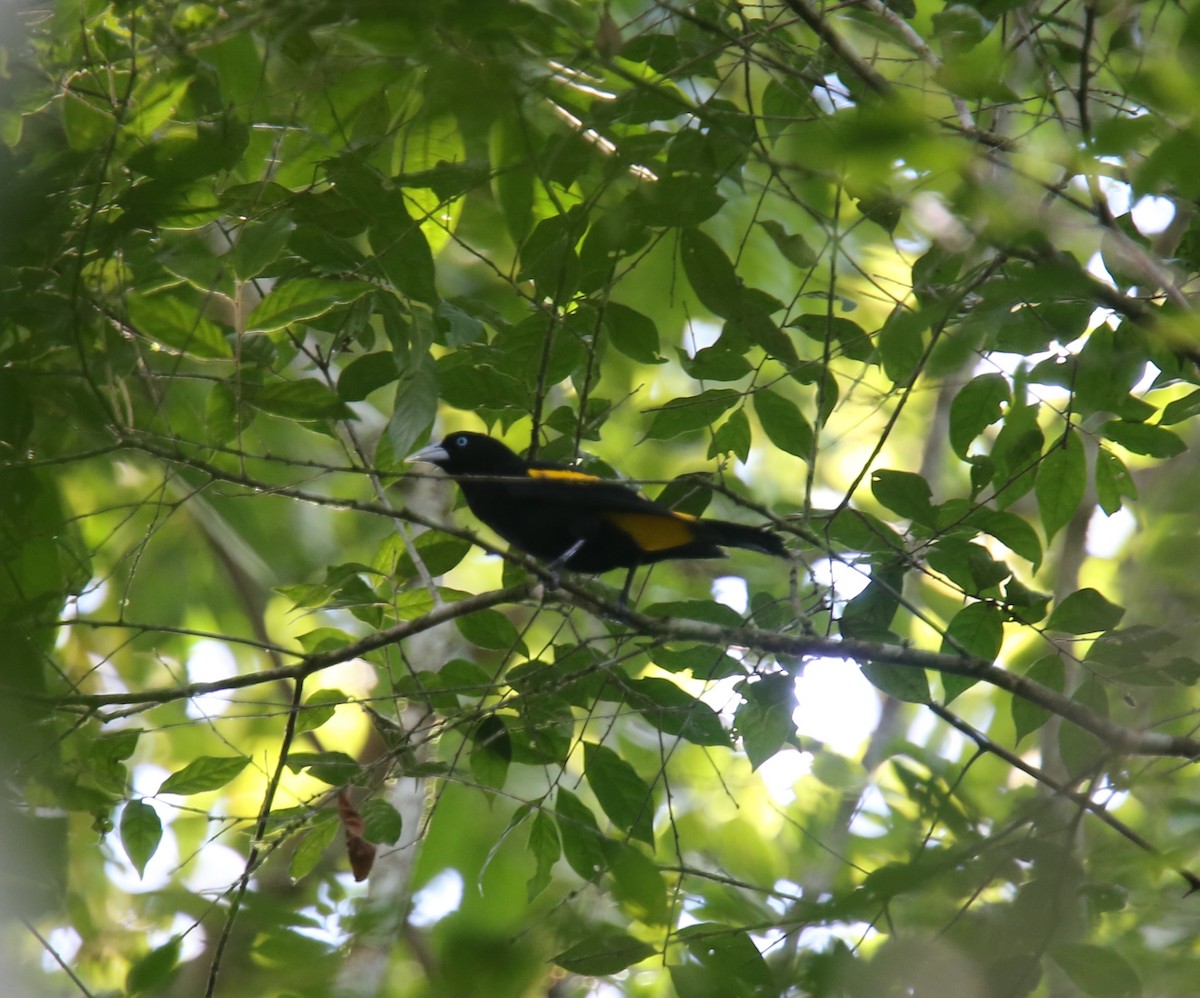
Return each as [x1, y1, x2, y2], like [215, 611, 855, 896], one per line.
[407, 432, 526, 476]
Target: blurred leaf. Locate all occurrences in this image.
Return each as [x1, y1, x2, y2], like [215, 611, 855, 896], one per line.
[605, 303, 664, 364]
[759, 219, 819, 268]
[940, 602, 1005, 701]
[470, 715, 512, 790]
[126, 935, 181, 995]
[584, 742, 655, 846]
[645, 389, 740, 440]
[1036, 430, 1086, 541]
[527, 810, 561, 901]
[871, 469, 935, 526]
[681, 228, 741, 317]
[360, 798, 404, 845]
[1051, 944, 1141, 998]
[456, 608, 527, 653]
[950, 373, 1009, 457]
[554, 928, 655, 976]
[290, 815, 338, 882]
[1048, 588, 1126, 634]
[860, 662, 931, 704]
[120, 801, 162, 878]
[338, 351, 399, 401]
[555, 788, 607, 880]
[754, 388, 814, 459]
[295, 689, 345, 734]
[1101, 419, 1186, 458]
[626, 677, 729, 747]
[606, 839, 668, 924]
[1013, 655, 1064, 742]
[158, 756, 248, 795]
[245, 379, 356, 421]
[736, 674, 795, 769]
[126, 290, 231, 358]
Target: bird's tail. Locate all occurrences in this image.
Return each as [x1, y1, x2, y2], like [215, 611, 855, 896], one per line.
[701, 519, 788, 558]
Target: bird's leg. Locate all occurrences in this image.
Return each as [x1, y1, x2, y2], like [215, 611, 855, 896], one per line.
[544, 538, 586, 590]
[618, 566, 636, 608]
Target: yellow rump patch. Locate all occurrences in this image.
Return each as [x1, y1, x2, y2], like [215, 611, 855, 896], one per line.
[527, 468, 603, 484]
[602, 511, 698, 551]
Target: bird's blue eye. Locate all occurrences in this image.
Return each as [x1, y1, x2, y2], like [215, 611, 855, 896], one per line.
[454, 436, 467, 447]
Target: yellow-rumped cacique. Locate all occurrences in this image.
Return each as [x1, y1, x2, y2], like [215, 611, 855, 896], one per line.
[408, 432, 787, 603]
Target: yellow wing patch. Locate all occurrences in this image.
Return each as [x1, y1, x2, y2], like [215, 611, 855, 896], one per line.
[527, 468, 603, 484]
[602, 511, 698, 551]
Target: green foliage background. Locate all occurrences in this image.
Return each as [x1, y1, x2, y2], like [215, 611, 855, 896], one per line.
[4, 0, 1200, 995]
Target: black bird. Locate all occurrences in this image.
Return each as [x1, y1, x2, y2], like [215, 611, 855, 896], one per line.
[408, 431, 787, 603]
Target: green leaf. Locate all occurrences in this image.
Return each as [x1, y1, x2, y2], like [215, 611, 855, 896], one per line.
[940, 602, 1005, 701]
[1047, 588, 1126, 634]
[1012, 654, 1064, 742]
[839, 561, 905, 641]
[158, 756, 248, 795]
[967, 507, 1043, 570]
[385, 362, 438, 461]
[605, 303, 664, 363]
[1059, 677, 1109, 775]
[628, 173, 725, 227]
[735, 674, 795, 769]
[289, 815, 338, 882]
[1035, 430, 1086, 541]
[518, 209, 584, 303]
[527, 810, 561, 902]
[284, 751, 361, 785]
[878, 306, 927, 384]
[605, 840, 668, 924]
[360, 798, 404, 845]
[125, 290, 231, 359]
[645, 389, 740, 440]
[245, 379, 355, 421]
[583, 742, 655, 846]
[871, 469, 935, 526]
[677, 922, 776, 990]
[643, 600, 745, 628]
[370, 202, 438, 305]
[470, 715, 512, 790]
[338, 351, 399, 401]
[731, 309, 799, 366]
[392, 529, 472, 579]
[754, 389, 814, 459]
[245, 278, 373, 333]
[759, 219, 819, 268]
[681, 227, 741, 317]
[554, 927, 656, 976]
[949, 373, 1009, 457]
[294, 688, 345, 734]
[1158, 388, 1200, 425]
[709, 408, 752, 462]
[230, 214, 293, 280]
[1051, 943, 1141, 998]
[860, 662, 931, 704]
[651, 644, 745, 680]
[63, 89, 113, 150]
[491, 117, 535, 241]
[120, 800, 162, 878]
[437, 355, 533, 412]
[455, 607, 527, 653]
[1101, 419, 1186, 458]
[1095, 447, 1137, 515]
[991, 402, 1044, 508]
[626, 677, 729, 747]
[555, 788, 607, 880]
[126, 935, 181, 995]
[791, 314, 874, 362]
